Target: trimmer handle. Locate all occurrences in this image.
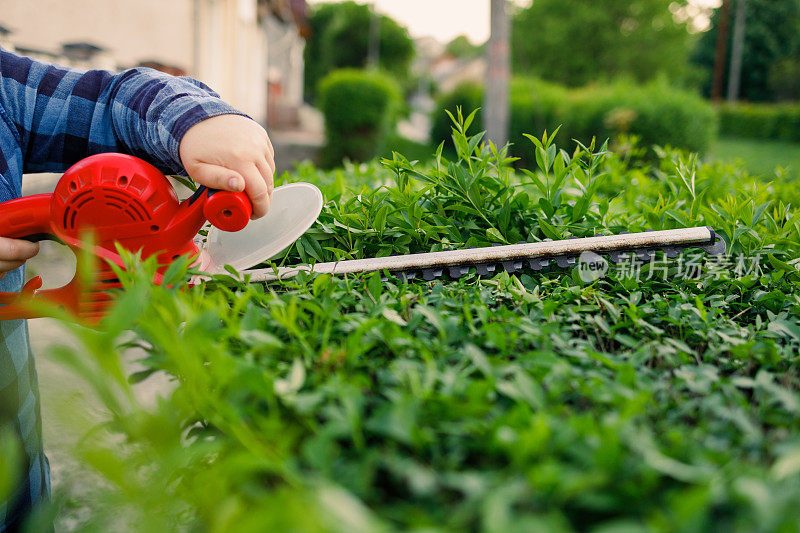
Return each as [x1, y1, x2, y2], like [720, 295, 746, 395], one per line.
[0, 194, 82, 320]
[196, 186, 253, 232]
[0, 194, 57, 242]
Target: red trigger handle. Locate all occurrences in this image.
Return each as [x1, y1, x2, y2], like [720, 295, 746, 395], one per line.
[0, 194, 83, 320]
[0, 194, 57, 242]
[197, 186, 253, 232]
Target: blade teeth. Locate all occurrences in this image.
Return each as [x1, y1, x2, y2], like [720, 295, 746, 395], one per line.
[396, 270, 417, 282]
[448, 265, 470, 279]
[608, 250, 633, 264]
[701, 236, 727, 255]
[555, 255, 576, 269]
[528, 257, 549, 271]
[475, 263, 497, 276]
[422, 268, 443, 281]
[662, 246, 679, 259]
[501, 260, 523, 274]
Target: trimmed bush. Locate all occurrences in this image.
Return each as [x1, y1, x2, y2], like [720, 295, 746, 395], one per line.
[318, 69, 401, 166]
[43, 115, 800, 531]
[432, 78, 717, 165]
[718, 103, 800, 143]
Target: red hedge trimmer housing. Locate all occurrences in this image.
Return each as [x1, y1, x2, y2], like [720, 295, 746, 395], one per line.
[0, 153, 252, 321]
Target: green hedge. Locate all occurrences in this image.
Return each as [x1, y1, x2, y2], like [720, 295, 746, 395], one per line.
[718, 103, 800, 143]
[44, 113, 800, 531]
[318, 69, 401, 166]
[432, 78, 717, 165]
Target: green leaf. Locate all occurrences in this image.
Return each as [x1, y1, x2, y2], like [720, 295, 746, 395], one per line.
[486, 227, 506, 243]
[367, 272, 383, 300]
[274, 358, 306, 396]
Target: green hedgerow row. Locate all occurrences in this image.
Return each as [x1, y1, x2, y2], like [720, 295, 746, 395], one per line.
[718, 103, 800, 143]
[432, 79, 718, 167]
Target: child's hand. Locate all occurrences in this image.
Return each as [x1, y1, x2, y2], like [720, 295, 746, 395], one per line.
[0, 237, 39, 280]
[178, 115, 276, 219]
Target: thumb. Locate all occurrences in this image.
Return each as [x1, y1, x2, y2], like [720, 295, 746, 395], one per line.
[186, 162, 246, 192]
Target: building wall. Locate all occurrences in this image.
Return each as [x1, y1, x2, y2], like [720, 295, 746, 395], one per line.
[194, 0, 268, 123]
[1, 0, 194, 70]
[264, 13, 304, 127]
[1, 0, 270, 123]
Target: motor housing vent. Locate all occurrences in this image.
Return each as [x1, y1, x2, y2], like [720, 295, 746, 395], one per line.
[52, 154, 181, 248]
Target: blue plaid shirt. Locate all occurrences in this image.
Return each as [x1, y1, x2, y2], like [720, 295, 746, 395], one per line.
[0, 47, 242, 531]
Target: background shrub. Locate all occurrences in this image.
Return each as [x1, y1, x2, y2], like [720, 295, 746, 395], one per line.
[718, 103, 800, 143]
[430, 81, 484, 148]
[303, 1, 414, 101]
[512, 0, 693, 88]
[318, 69, 401, 167]
[432, 78, 717, 165]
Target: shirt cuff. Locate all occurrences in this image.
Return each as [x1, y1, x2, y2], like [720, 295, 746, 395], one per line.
[164, 99, 252, 173]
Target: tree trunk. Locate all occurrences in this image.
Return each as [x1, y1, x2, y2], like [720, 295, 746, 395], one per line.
[484, 0, 510, 147]
[727, 0, 747, 102]
[367, 3, 380, 70]
[711, 0, 732, 101]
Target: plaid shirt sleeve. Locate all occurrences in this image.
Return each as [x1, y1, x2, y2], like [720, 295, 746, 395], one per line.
[0, 47, 247, 175]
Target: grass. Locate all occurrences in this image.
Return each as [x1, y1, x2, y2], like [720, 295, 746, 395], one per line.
[709, 136, 800, 177]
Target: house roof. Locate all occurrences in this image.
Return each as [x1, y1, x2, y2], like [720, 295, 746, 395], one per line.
[61, 41, 106, 60]
[261, 0, 309, 38]
[13, 46, 60, 60]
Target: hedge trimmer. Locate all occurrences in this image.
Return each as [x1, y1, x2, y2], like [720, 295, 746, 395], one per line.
[0, 154, 725, 321]
[246, 226, 724, 283]
[0, 153, 320, 321]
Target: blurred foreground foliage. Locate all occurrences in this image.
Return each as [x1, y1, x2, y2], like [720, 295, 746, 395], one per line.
[29, 112, 800, 532]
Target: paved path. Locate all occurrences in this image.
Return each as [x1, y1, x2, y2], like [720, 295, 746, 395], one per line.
[21, 174, 174, 529]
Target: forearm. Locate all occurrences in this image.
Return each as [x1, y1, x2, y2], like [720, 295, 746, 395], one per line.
[105, 68, 247, 173]
[0, 48, 245, 174]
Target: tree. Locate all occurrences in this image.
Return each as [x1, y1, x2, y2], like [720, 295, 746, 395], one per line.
[445, 35, 484, 59]
[303, 1, 414, 101]
[693, 0, 800, 102]
[511, 0, 693, 87]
